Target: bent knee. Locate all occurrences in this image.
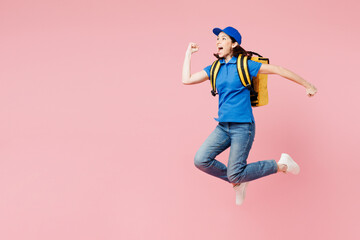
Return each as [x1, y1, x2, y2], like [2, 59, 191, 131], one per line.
[194, 151, 209, 168]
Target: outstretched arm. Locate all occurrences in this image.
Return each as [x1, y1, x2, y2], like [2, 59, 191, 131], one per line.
[182, 42, 209, 85]
[259, 64, 317, 97]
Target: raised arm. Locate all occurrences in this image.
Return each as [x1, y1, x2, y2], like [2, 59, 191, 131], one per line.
[259, 64, 317, 97]
[182, 42, 209, 85]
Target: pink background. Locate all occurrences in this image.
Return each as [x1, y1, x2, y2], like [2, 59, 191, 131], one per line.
[1, 0, 359, 239]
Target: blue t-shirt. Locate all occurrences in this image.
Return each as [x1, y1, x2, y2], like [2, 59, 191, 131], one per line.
[204, 56, 262, 123]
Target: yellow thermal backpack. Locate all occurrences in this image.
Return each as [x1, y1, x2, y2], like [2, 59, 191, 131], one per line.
[209, 52, 269, 107]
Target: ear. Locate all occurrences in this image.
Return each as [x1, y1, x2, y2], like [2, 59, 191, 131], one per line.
[232, 42, 239, 48]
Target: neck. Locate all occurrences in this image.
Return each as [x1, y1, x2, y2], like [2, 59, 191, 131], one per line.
[224, 54, 233, 63]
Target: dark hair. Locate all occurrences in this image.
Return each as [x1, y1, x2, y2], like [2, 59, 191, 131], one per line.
[213, 36, 253, 59]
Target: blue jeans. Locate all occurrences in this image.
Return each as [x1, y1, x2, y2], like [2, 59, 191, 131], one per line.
[194, 122, 278, 184]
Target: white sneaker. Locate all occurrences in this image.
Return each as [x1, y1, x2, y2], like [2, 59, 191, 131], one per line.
[278, 153, 300, 175]
[233, 182, 249, 206]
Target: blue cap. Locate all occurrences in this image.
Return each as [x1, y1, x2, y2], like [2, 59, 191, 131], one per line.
[213, 26, 242, 45]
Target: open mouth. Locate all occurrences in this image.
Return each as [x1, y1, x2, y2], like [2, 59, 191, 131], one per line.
[217, 46, 223, 54]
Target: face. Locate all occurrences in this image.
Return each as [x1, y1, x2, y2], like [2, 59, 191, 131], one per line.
[216, 32, 238, 58]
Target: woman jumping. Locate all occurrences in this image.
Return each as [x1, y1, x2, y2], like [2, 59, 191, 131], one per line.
[182, 26, 317, 205]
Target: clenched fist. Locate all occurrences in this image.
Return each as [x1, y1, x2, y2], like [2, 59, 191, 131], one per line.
[187, 42, 199, 54]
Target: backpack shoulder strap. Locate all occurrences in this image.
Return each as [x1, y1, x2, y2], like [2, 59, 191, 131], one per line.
[236, 55, 252, 89]
[210, 60, 221, 96]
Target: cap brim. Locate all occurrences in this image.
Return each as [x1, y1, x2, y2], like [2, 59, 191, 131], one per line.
[212, 28, 223, 36]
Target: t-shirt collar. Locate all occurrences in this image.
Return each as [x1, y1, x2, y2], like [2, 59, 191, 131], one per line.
[219, 56, 237, 64]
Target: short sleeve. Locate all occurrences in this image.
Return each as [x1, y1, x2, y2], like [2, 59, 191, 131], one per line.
[247, 60, 262, 78]
[203, 65, 211, 78]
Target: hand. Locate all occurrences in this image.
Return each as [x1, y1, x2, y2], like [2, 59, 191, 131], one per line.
[306, 83, 317, 97]
[187, 42, 199, 55]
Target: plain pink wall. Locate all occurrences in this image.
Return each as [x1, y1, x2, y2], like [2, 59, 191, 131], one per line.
[1, 0, 359, 239]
